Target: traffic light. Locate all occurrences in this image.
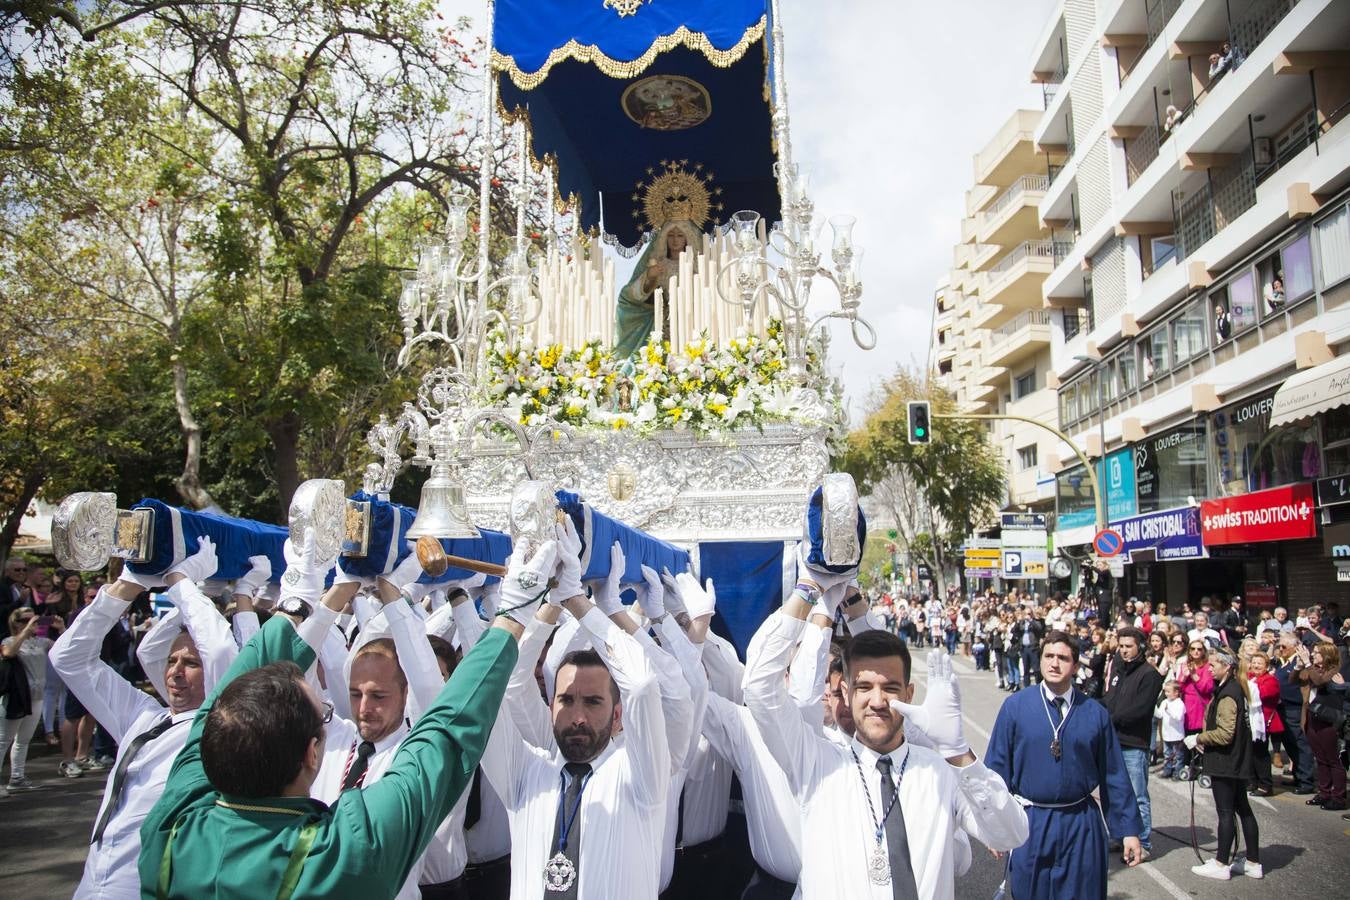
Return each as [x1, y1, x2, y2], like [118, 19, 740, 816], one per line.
[907, 400, 931, 445]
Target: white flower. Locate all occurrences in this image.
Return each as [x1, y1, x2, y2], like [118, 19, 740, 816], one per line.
[635, 401, 658, 423]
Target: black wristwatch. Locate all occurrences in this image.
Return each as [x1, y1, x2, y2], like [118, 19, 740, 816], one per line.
[278, 597, 311, 621]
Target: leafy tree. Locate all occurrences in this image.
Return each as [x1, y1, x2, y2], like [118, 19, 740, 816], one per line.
[841, 366, 1005, 596]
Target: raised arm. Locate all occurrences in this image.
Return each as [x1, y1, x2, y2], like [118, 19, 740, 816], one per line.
[503, 603, 560, 751]
[568, 596, 670, 806]
[50, 583, 162, 743]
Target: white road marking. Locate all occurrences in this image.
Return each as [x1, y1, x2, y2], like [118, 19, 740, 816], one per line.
[1139, 858, 1193, 899]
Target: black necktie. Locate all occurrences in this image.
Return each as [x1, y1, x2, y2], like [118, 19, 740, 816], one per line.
[91, 715, 178, 844]
[875, 756, 919, 900]
[464, 767, 483, 830]
[1053, 696, 1066, 725]
[342, 741, 375, 791]
[549, 761, 592, 900]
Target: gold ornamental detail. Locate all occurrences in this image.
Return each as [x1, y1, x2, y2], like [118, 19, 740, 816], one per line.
[631, 160, 723, 232]
[604, 0, 648, 17]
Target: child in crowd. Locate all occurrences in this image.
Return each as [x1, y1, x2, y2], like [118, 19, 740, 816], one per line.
[1157, 680, 1186, 778]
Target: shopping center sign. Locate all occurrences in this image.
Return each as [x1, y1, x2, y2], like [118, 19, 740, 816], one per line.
[1111, 506, 1204, 560]
[1199, 483, 1316, 546]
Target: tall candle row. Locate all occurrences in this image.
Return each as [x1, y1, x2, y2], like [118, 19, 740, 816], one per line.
[522, 229, 772, 355]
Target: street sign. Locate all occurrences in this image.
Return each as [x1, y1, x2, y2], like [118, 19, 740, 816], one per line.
[1092, 528, 1124, 557]
[1002, 548, 1047, 579]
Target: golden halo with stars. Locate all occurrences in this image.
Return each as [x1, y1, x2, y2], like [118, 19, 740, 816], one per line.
[631, 160, 725, 232]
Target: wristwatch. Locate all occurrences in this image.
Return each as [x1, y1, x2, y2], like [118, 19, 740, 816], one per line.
[278, 597, 311, 621]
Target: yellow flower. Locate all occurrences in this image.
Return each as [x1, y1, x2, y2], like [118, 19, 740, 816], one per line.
[538, 386, 551, 398]
[612, 417, 629, 430]
[667, 407, 685, 421]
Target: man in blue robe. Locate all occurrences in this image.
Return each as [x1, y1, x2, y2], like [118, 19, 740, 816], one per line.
[985, 630, 1143, 899]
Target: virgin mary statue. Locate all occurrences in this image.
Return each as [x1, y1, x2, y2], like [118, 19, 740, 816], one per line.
[614, 219, 702, 358]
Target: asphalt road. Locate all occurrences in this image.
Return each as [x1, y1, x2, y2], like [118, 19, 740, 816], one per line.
[912, 648, 1350, 899]
[3, 655, 1349, 899]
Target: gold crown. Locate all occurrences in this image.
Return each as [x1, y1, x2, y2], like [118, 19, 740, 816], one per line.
[631, 160, 724, 232]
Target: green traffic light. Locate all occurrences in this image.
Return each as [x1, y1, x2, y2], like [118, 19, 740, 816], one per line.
[915, 427, 925, 436]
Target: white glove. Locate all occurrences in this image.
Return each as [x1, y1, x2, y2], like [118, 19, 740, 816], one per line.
[332, 560, 374, 590]
[233, 554, 272, 597]
[551, 517, 585, 604]
[1183, 734, 1198, 750]
[445, 571, 487, 593]
[280, 527, 330, 607]
[676, 572, 716, 620]
[819, 581, 852, 619]
[478, 580, 502, 618]
[379, 545, 426, 594]
[889, 650, 969, 757]
[499, 540, 560, 626]
[795, 541, 858, 592]
[660, 568, 687, 617]
[170, 537, 219, 585]
[637, 565, 665, 620]
[588, 542, 626, 616]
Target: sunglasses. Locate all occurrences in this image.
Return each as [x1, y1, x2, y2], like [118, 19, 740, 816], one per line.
[1189, 645, 1205, 651]
[320, 701, 334, 724]
[1170, 639, 1185, 645]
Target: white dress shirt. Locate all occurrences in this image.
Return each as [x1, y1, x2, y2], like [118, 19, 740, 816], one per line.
[482, 607, 671, 900]
[743, 611, 1028, 900]
[51, 582, 234, 899]
[702, 694, 802, 882]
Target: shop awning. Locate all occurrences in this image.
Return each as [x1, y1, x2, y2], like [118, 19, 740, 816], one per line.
[1270, 353, 1350, 428]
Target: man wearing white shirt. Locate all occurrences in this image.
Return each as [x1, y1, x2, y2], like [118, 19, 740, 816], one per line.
[743, 573, 1028, 900]
[50, 539, 233, 899]
[481, 526, 674, 900]
[1188, 611, 1223, 648]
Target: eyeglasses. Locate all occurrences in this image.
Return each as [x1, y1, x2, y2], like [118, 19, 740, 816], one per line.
[1170, 639, 1185, 645]
[1189, 645, 1205, 652]
[320, 701, 334, 724]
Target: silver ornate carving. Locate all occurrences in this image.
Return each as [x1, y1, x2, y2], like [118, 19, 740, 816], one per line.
[819, 472, 861, 567]
[288, 479, 347, 563]
[52, 492, 118, 571]
[509, 480, 558, 548]
[462, 423, 830, 544]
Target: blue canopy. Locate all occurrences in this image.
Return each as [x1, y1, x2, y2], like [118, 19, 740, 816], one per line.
[493, 0, 780, 248]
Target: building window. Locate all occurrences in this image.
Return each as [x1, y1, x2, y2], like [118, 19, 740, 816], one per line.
[1118, 351, 1137, 393]
[1316, 204, 1350, 287]
[1139, 331, 1169, 380]
[1013, 369, 1037, 400]
[1173, 300, 1207, 364]
[1017, 445, 1038, 471]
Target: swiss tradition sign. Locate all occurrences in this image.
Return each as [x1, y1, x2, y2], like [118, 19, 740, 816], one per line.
[1199, 483, 1316, 546]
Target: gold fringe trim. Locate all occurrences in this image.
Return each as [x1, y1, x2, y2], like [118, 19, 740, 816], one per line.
[492, 16, 767, 90]
[494, 95, 579, 217]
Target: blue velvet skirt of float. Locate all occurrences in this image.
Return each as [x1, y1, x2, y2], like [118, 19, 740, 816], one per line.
[340, 492, 512, 586]
[124, 500, 288, 582]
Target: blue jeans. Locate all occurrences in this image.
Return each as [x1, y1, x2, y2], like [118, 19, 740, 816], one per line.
[944, 631, 958, 654]
[1120, 747, 1152, 850]
[1005, 653, 1020, 687]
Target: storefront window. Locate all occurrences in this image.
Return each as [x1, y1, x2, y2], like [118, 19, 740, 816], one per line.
[1135, 422, 1208, 513]
[1056, 463, 1096, 531]
[1210, 391, 1322, 495]
[1324, 406, 1350, 476]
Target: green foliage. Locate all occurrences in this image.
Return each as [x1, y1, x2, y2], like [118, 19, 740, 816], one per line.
[841, 366, 1005, 592]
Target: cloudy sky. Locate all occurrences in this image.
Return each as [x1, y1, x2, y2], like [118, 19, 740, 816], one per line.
[443, 0, 1058, 415]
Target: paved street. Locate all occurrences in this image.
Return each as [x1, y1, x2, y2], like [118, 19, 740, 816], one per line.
[912, 650, 1350, 899]
[3, 654, 1350, 898]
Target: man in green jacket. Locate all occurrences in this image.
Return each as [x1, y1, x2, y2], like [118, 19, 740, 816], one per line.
[137, 537, 560, 899]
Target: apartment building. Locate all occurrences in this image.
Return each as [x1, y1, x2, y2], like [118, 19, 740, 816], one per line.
[933, 109, 1065, 530]
[1029, 0, 1350, 611]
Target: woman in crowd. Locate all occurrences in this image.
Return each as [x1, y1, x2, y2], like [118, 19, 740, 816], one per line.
[1077, 626, 1107, 698]
[1190, 645, 1262, 881]
[1178, 638, 1216, 773]
[1247, 650, 1282, 796]
[0, 607, 64, 792]
[1298, 642, 1347, 810]
[39, 571, 84, 747]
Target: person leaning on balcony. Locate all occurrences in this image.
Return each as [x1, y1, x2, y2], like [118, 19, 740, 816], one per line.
[1164, 105, 1183, 133]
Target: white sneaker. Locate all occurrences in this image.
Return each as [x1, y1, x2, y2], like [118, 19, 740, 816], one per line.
[1192, 859, 1231, 881]
[1231, 859, 1264, 879]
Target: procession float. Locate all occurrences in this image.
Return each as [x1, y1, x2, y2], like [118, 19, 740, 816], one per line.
[52, 0, 875, 654]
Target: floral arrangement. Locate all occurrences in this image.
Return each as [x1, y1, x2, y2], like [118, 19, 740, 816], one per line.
[480, 319, 841, 436]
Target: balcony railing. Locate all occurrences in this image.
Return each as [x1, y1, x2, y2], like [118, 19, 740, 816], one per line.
[1230, 0, 1298, 63]
[1175, 154, 1256, 262]
[992, 309, 1055, 344]
[1146, 0, 1183, 45]
[1125, 120, 1162, 187]
[1051, 235, 1076, 267]
[988, 239, 1058, 281]
[1062, 307, 1090, 341]
[980, 174, 1050, 225]
[1254, 108, 1319, 184]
